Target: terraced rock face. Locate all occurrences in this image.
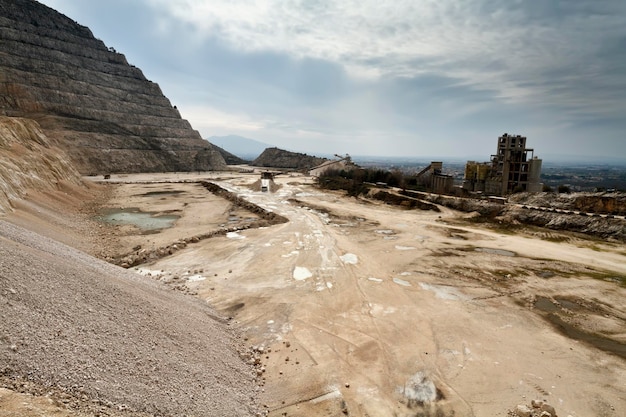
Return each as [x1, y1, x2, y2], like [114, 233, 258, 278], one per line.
[0, 0, 226, 174]
[252, 147, 328, 170]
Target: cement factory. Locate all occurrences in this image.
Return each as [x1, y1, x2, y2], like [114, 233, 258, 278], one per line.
[462, 133, 542, 196]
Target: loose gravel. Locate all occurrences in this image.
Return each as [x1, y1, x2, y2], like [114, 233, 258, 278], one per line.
[0, 220, 259, 416]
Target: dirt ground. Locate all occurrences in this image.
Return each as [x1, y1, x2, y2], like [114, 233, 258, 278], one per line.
[4, 171, 626, 416]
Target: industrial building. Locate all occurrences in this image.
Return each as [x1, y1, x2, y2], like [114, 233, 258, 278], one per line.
[463, 133, 542, 196]
[415, 162, 455, 194]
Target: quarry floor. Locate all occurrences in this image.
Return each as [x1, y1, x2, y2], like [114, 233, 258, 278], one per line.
[4, 171, 626, 417]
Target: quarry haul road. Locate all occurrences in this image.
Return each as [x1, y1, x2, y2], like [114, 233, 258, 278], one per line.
[92, 172, 625, 417]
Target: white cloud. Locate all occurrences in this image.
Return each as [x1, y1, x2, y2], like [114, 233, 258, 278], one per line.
[178, 105, 264, 134]
[142, 0, 626, 108]
[36, 0, 626, 159]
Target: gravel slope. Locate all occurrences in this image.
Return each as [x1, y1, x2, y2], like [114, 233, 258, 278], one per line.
[0, 220, 259, 416]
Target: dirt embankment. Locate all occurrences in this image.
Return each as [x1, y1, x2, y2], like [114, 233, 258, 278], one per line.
[200, 181, 289, 225]
[509, 191, 626, 215]
[370, 189, 440, 211]
[501, 208, 626, 241]
[0, 117, 83, 215]
[401, 189, 626, 242]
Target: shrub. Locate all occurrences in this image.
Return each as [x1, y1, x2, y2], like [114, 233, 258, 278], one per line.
[557, 185, 571, 194]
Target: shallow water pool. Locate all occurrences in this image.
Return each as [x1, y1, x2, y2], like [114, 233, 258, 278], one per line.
[98, 207, 179, 232]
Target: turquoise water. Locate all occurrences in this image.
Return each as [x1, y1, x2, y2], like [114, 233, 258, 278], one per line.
[99, 208, 179, 231]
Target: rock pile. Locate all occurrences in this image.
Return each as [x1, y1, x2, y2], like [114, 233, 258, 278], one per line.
[510, 399, 562, 417]
[0, 220, 260, 416]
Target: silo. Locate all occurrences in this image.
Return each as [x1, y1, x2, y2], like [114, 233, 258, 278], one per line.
[529, 157, 542, 182]
[477, 163, 489, 181]
[464, 162, 477, 180]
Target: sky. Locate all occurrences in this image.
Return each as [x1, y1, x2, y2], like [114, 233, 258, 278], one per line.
[38, 0, 626, 162]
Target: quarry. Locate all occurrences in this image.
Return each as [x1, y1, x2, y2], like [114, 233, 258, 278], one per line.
[1, 1, 625, 417]
[2, 165, 625, 417]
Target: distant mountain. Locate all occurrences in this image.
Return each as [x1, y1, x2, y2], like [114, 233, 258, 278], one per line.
[206, 135, 274, 160]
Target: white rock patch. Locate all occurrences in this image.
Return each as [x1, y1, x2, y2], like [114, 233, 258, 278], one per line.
[187, 274, 206, 282]
[340, 253, 358, 264]
[393, 277, 411, 287]
[418, 283, 465, 300]
[226, 232, 245, 239]
[293, 266, 313, 281]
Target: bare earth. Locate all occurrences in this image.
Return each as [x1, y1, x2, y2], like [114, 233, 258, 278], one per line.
[3, 172, 626, 417]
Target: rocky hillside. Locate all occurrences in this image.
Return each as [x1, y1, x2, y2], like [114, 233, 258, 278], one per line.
[0, 116, 82, 214]
[252, 147, 327, 170]
[0, 0, 225, 174]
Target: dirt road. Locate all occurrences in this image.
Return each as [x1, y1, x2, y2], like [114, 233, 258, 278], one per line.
[87, 172, 623, 417]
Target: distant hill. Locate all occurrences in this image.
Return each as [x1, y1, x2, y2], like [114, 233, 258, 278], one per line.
[207, 135, 274, 160]
[252, 147, 328, 170]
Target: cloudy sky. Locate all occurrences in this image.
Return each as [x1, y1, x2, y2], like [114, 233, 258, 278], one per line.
[39, 0, 626, 161]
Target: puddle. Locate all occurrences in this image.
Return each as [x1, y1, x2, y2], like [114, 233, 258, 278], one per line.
[139, 190, 185, 197]
[536, 297, 582, 313]
[368, 277, 383, 283]
[475, 247, 516, 257]
[395, 245, 416, 251]
[548, 313, 626, 359]
[555, 298, 581, 311]
[534, 297, 559, 313]
[534, 297, 626, 359]
[98, 208, 179, 232]
[536, 270, 556, 279]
